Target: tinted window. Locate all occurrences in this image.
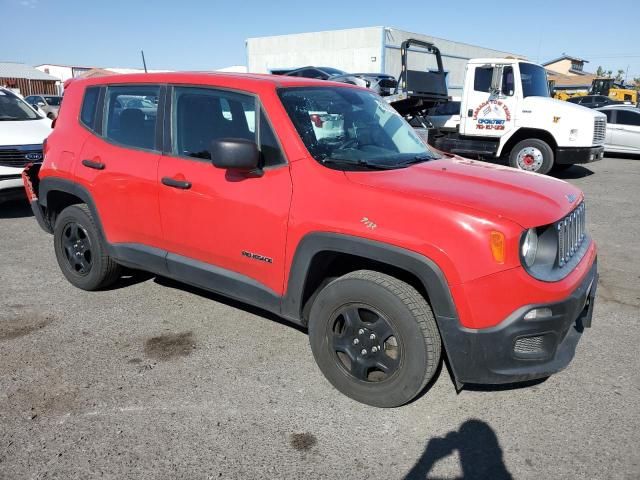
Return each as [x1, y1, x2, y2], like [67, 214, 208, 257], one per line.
[502, 66, 514, 96]
[80, 87, 100, 130]
[173, 87, 256, 160]
[43, 96, 61, 106]
[429, 101, 461, 116]
[474, 67, 493, 92]
[601, 110, 614, 122]
[567, 97, 582, 104]
[617, 109, 640, 126]
[105, 85, 159, 150]
[259, 110, 285, 166]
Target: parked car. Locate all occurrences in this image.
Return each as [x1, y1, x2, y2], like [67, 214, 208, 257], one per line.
[24, 73, 597, 407]
[567, 95, 622, 109]
[284, 66, 397, 96]
[0, 87, 51, 203]
[24, 94, 63, 119]
[595, 105, 640, 154]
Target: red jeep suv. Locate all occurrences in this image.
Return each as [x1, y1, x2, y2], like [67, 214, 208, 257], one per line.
[23, 73, 598, 407]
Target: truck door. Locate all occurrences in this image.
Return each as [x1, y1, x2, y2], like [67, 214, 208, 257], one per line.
[460, 64, 517, 138]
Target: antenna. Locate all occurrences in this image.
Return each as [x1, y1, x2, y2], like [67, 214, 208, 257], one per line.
[141, 50, 148, 73]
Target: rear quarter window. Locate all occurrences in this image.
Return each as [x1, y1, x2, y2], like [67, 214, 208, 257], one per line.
[80, 87, 101, 130]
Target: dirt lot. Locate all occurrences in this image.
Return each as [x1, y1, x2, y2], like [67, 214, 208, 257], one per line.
[1, 157, 639, 480]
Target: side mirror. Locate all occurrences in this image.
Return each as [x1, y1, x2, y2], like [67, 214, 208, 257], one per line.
[209, 138, 261, 175]
[490, 65, 503, 95]
[37, 101, 46, 107]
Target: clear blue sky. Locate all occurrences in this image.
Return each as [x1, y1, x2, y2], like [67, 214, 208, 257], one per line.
[2, 0, 639, 80]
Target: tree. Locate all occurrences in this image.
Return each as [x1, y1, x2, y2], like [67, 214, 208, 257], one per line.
[596, 66, 607, 77]
[614, 69, 625, 83]
[633, 77, 640, 90]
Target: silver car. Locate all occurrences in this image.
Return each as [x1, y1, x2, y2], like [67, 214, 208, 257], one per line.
[24, 95, 62, 119]
[596, 105, 640, 155]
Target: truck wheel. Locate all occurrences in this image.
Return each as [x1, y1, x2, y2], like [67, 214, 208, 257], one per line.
[53, 204, 121, 291]
[308, 270, 441, 407]
[509, 139, 554, 174]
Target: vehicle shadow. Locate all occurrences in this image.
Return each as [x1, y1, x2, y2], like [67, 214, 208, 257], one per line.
[403, 419, 513, 480]
[107, 268, 156, 290]
[551, 165, 595, 179]
[153, 275, 307, 334]
[604, 152, 640, 160]
[0, 199, 32, 218]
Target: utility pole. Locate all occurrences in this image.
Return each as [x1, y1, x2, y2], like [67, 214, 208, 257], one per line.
[141, 50, 148, 73]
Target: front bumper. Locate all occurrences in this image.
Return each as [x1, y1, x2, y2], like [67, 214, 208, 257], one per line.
[555, 146, 604, 165]
[440, 259, 598, 385]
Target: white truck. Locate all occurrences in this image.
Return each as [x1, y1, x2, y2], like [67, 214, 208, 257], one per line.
[388, 40, 607, 174]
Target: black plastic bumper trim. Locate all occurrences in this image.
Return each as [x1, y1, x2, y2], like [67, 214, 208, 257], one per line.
[555, 146, 604, 165]
[439, 259, 597, 386]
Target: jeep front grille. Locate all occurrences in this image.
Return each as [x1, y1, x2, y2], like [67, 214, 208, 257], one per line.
[593, 117, 606, 145]
[557, 202, 586, 268]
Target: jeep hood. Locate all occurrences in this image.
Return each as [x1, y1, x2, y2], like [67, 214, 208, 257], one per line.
[344, 157, 583, 228]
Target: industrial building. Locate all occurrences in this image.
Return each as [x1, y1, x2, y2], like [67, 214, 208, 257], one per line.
[0, 62, 59, 97]
[246, 26, 523, 97]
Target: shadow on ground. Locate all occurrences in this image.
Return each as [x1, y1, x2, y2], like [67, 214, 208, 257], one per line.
[404, 419, 513, 480]
[153, 275, 307, 334]
[0, 199, 32, 218]
[551, 165, 595, 180]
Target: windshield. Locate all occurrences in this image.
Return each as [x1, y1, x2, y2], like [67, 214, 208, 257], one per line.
[43, 96, 62, 106]
[278, 87, 439, 170]
[0, 90, 40, 121]
[519, 62, 550, 98]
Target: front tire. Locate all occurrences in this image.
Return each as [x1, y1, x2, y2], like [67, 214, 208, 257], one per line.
[509, 138, 554, 174]
[54, 204, 121, 291]
[308, 270, 441, 407]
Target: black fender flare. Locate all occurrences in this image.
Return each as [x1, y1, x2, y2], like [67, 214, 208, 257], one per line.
[281, 232, 458, 323]
[39, 177, 107, 240]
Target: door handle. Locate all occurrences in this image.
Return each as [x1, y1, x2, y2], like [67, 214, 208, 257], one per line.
[467, 109, 473, 117]
[81, 159, 105, 170]
[161, 177, 192, 189]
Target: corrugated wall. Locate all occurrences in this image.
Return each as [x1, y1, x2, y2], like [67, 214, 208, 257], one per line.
[0, 77, 58, 96]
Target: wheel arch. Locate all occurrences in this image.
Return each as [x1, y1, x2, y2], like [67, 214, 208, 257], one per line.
[498, 128, 558, 157]
[39, 178, 106, 240]
[282, 233, 458, 326]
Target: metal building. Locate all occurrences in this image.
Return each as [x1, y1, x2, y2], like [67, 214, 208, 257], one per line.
[246, 26, 524, 97]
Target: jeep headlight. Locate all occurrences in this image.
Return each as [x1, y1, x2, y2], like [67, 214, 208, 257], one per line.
[522, 228, 538, 267]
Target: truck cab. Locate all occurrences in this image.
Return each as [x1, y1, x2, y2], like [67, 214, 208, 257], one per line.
[430, 58, 606, 174]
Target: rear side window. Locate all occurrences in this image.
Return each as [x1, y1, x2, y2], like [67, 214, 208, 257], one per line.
[80, 87, 100, 130]
[104, 85, 160, 150]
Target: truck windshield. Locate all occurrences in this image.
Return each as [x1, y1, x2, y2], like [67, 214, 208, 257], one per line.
[519, 62, 550, 98]
[278, 86, 440, 170]
[0, 90, 40, 121]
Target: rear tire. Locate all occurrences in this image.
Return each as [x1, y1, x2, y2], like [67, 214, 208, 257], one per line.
[308, 270, 441, 407]
[509, 138, 554, 174]
[53, 204, 121, 291]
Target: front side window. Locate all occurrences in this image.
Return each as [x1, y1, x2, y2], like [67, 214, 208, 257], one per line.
[173, 87, 256, 159]
[0, 89, 40, 121]
[278, 86, 439, 170]
[474, 67, 493, 92]
[519, 62, 550, 98]
[616, 109, 640, 126]
[172, 87, 284, 167]
[104, 85, 160, 150]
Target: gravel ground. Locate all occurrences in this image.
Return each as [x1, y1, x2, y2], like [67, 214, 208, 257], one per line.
[1, 156, 639, 480]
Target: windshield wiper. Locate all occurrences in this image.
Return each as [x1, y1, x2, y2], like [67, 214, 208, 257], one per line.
[396, 153, 440, 166]
[322, 157, 403, 170]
